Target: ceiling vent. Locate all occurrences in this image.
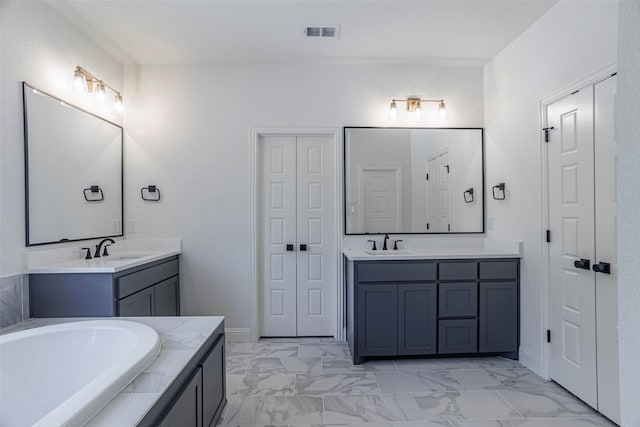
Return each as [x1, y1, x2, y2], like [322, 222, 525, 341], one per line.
[305, 25, 340, 38]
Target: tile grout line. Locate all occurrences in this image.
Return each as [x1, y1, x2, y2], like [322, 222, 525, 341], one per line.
[493, 388, 527, 419]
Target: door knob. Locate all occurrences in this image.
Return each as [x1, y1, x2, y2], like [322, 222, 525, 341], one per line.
[286, 244, 294, 251]
[299, 244, 308, 252]
[592, 262, 611, 274]
[574, 258, 591, 270]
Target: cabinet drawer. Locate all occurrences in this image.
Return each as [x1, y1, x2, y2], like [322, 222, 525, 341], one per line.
[357, 262, 436, 282]
[439, 283, 478, 318]
[117, 258, 179, 298]
[438, 319, 478, 354]
[439, 262, 477, 280]
[479, 261, 518, 280]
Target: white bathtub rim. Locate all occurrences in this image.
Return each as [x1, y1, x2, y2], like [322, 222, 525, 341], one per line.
[0, 319, 161, 427]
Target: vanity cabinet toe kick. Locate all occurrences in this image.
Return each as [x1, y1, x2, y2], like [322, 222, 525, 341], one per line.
[345, 258, 520, 364]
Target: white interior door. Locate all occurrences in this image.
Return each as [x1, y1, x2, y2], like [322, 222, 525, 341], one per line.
[593, 75, 619, 424]
[548, 88, 598, 408]
[362, 169, 400, 233]
[260, 136, 297, 337]
[296, 136, 336, 336]
[260, 134, 336, 337]
[427, 152, 450, 232]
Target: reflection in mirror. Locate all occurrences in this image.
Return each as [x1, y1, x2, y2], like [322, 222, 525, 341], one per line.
[344, 127, 484, 234]
[23, 83, 123, 246]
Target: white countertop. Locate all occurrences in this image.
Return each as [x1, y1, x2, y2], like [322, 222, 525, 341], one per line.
[1, 316, 224, 427]
[343, 246, 520, 261]
[26, 239, 182, 274]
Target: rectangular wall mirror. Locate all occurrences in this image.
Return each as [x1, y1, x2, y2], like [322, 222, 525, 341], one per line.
[344, 127, 484, 234]
[23, 82, 123, 246]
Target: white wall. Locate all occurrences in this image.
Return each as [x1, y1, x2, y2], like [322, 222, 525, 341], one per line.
[616, 1, 640, 424]
[123, 64, 483, 334]
[0, 1, 123, 276]
[483, 1, 618, 373]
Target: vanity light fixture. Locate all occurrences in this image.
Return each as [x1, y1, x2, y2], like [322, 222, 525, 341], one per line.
[389, 97, 446, 120]
[73, 66, 124, 113]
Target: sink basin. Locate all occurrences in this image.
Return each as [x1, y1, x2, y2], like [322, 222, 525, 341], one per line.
[104, 253, 151, 261]
[364, 250, 414, 255]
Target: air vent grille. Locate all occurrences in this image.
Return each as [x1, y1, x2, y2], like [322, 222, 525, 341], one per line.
[305, 25, 340, 38]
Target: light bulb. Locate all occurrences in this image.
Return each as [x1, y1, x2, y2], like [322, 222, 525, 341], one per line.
[415, 106, 422, 119]
[96, 82, 106, 102]
[74, 68, 86, 91]
[114, 93, 124, 113]
[438, 101, 447, 118]
[389, 100, 398, 119]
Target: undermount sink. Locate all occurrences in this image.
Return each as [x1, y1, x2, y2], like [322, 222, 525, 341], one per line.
[364, 250, 414, 255]
[104, 253, 151, 261]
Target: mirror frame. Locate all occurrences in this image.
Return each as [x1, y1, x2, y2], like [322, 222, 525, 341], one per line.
[23, 82, 124, 246]
[343, 126, 485, 235]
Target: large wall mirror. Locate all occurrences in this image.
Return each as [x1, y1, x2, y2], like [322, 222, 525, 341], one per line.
[23, 82, 123, 246]
[344, 127, 484, 234]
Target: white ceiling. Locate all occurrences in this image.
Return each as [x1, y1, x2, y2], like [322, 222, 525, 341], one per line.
[47, 0, 557, 66]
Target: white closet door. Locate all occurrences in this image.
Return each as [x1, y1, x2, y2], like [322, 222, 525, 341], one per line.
[594, 75, 619, 424]
[260, 135, 297, 337]
[548, 89, 598, 408]
[296, 135, 336, 336]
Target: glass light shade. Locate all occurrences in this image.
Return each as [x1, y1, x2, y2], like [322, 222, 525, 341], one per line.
[415, 106, 422, 119]
[438, 101, 447, 118]
[389, 101, 398, 118]
[114, 93, 124, 113]
[96, 82, 106, 102]
[74, 70, 86, 91]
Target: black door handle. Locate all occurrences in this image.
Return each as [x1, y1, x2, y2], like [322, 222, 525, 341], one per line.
[593, 262, 611, 274]
[300, 244, 307, 251]
[574, 258, 591, 270]
[286, 244, 294, 251]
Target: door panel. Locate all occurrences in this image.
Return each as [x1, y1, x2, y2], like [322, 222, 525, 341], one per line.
[548, 89, 598, 408]
[593, 75, 619, 423]
[260, 136, 297, 336]
[296, 135, 336, 336]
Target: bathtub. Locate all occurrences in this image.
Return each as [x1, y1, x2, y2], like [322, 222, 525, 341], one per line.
[0, 320, 161, 427]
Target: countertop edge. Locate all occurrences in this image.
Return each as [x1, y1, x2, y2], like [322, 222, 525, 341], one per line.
[27, 251, 182, 274]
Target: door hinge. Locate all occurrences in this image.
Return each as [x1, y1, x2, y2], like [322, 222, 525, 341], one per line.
[448, 224, 451, 231]
[426, 173, 429, 180]
[542, 127, 554, 143]
[546, 229, 551, 243]
[426, 223, 430, 230]
[571, 89, 579, 95]
[445, 165, 450, 174]
[547, 329, 551, 343]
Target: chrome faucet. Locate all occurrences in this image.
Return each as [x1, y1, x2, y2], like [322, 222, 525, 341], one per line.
[382, 233, 390, 251]
[94, 238, 115, 258]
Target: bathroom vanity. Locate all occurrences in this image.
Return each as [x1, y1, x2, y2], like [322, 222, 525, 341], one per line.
[344, 247, 520, 364]
[27, 240, 182, 318]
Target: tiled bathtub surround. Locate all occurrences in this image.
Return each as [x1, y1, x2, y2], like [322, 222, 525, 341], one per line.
[220, 339, 616, 427]
[0, 274, 28, 328]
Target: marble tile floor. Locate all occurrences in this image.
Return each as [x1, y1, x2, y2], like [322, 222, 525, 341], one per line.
[219, 338, 616, 427]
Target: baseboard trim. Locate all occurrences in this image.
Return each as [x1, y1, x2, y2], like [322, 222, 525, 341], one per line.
[225, 328, 252, 343]
[519, 346, 543, 377]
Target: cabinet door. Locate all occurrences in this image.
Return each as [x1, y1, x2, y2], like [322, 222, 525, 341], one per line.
[155, 276, 179, 316]
[397, 283, 437, 355]
[118, 288, 154, 317]
[202, 338, 225, 427]
[357, 284, 397, 356]
[160, 368, 203, 427]
[479, 282, 518, 353]
[439, 319, 478, 354]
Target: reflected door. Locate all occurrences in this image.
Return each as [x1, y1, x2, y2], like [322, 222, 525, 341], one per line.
[427, 152, 451, 232]
[362, 169, 401, 233]
[259, 134, 336, 337]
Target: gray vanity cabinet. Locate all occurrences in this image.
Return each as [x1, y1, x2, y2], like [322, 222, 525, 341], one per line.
[30, 256, 180, 318]
[346, 257, 519, 364]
